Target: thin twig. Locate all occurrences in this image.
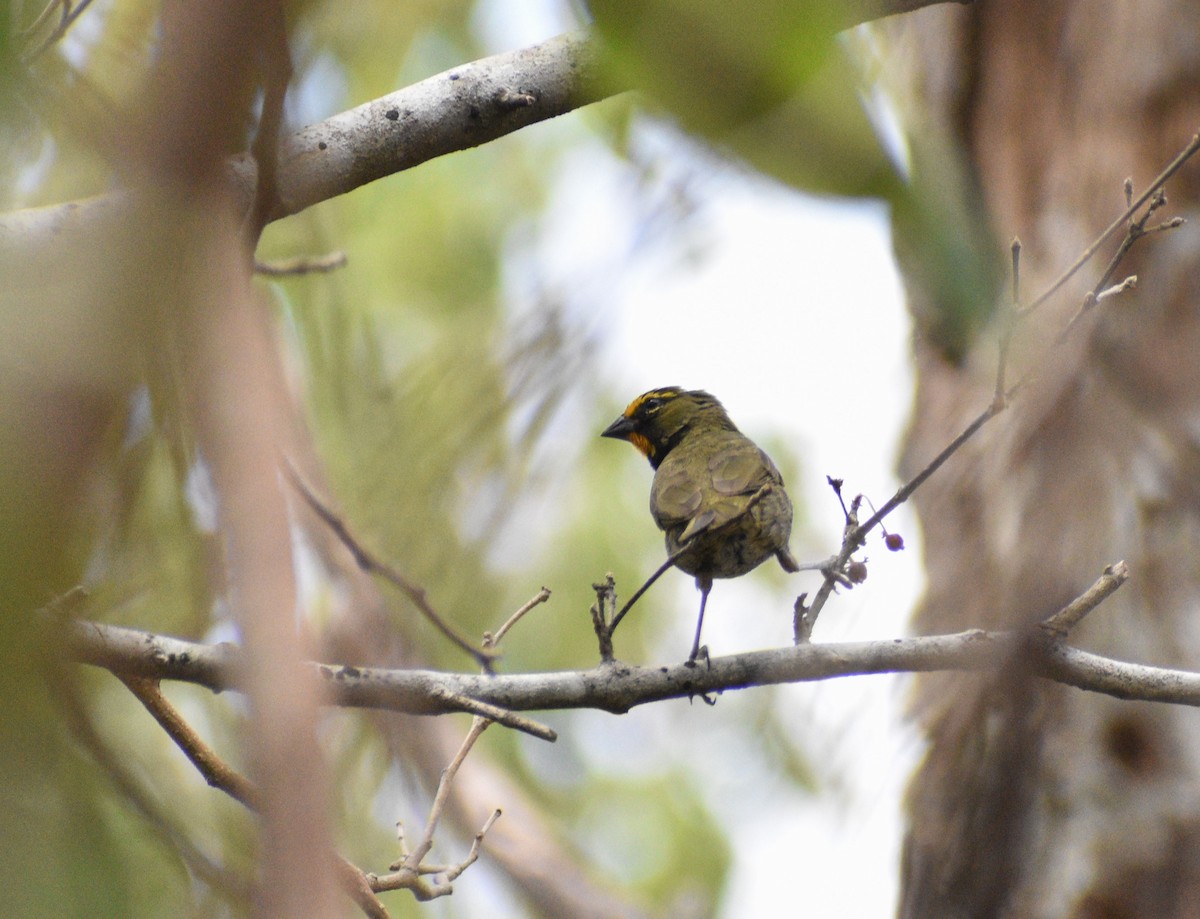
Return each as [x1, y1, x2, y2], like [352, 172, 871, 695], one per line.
[406, 717, 489, 871]
[1057, 272, 1142, 342]
[254, 251, 348, 276]
[22, 0, 97, 61]
[862, 400, 1002, 538]
[1019, 130, 1200, 317]
[432, 809, 502, 883]
[800, 398, 1005, 636]
[1057, 182, 1180, 338]
[428, 685, 556, 741]
[476, 587, 556, 738]
[284, 460, 497, 670]
[1096, 275, 1139, 301]
[51, 673, 250, 902]
[590, 574, 618, 661]
[994, 237, 1021, 406]
[120, 675, 258, 806]
[117, 675, 391, 918]
[486, 587, 551, 648]
[371, 718, 500, 899]
[1039, 561, 1130, 637]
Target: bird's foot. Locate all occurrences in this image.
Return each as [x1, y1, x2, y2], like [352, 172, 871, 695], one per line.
[685, 643, 711, 669]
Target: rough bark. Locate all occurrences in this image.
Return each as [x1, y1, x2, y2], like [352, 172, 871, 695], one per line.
[893, 2, 1200, 917]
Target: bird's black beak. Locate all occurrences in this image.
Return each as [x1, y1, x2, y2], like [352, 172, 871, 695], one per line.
[601, 415, 636, 440]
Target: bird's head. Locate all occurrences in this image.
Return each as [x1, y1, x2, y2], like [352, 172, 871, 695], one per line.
[601, 387, 736, 469]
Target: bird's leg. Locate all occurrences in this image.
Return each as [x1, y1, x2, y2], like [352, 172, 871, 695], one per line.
[687, 577, 712, 665]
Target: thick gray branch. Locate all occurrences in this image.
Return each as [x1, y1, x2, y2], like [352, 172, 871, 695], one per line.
[260, 30, 604, 220]
[66, 619, 1200, 720]
[0, 31, 604, 254]
[2, 0, 971, 251]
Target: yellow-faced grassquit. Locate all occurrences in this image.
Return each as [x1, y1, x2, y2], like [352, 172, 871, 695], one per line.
[602, 387, 798, 661]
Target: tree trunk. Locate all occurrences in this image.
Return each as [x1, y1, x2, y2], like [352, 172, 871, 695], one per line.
[893, 2, 1200, 917]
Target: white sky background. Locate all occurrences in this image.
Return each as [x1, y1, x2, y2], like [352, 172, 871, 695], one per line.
[477, 5, 927, 918]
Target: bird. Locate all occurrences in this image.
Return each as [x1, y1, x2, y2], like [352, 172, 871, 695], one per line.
[601, 386, 798, 662]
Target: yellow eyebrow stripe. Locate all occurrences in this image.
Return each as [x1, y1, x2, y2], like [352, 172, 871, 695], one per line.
[623, 388, 681, 417]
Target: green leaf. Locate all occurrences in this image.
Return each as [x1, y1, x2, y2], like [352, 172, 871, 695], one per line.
[591, 0, 900, 198]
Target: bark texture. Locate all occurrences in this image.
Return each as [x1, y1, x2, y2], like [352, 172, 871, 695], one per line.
[894, 2, 1200, 918]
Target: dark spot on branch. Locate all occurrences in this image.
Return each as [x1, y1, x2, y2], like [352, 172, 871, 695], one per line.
[322, 665, 362, 681]
[385, 108, 399, 121]
[318, 141, 327, 150]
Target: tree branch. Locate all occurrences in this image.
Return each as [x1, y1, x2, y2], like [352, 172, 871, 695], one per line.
[0, 30, 604, 254]
[66, 608, 1200, 717]
[285, 461, 499, 671]
[2, 0, 972, 252]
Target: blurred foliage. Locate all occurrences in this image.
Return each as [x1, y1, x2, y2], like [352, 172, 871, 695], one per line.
[590, 0, 891, 198]
[0, 0, 966, 915]
[590, 0, 1002, 357]
[889, 107, 1007, 361]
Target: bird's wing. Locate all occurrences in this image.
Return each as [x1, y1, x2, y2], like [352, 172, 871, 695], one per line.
[708, 437, 782, 496]
[652, 435, 782, 544]
[650, 464, 705, 531]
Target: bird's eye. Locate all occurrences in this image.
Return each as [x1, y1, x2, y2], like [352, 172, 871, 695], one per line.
[643, 397, 664, 412]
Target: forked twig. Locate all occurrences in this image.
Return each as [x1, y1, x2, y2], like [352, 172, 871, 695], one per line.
[1018, 131, 1200, 318]
[371, 718, 501, 899]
